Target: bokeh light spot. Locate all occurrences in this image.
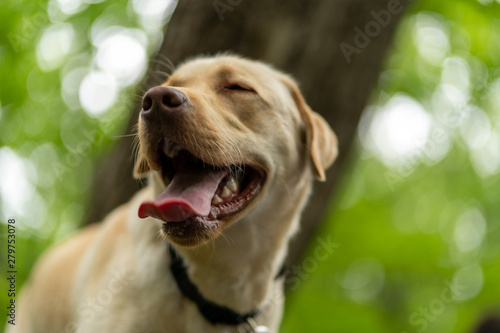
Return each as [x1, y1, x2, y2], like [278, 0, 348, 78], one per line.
[412, 13, 450, 66]
[36, 23, 75, 71]
[55, 0, 87, 15]
[336, 258, 385, 303]
[95, 31, 147, 86]
[452, 263, 483, 301]
[0, 148, 36, 222]
[361, 94, 432, 168]
[132, 0, 178, 32]
[79, 70, 118, 116]
[453, 208, 486, 253]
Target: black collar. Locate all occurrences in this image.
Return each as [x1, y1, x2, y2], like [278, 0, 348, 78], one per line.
[168, 245, 258, 326]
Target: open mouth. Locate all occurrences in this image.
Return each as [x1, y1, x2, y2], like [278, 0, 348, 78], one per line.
[138, 139, 265, 231]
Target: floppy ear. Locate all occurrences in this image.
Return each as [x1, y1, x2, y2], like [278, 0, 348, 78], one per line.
[133, 151, 151, 179]
[284, 77, 338, 181]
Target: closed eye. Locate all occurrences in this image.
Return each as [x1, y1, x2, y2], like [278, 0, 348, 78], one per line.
[225, 84, 256, 93]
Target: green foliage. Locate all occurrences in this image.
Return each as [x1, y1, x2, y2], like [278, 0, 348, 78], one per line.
[0, 0, 170, 328]
[282, 0, 500, 332]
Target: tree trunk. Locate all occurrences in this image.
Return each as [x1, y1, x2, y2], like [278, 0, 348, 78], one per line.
[86, 0, 412, 269]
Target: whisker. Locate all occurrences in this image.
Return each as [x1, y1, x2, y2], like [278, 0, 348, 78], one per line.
[114, 133, 138, 139]
[219, 232, 234, 246]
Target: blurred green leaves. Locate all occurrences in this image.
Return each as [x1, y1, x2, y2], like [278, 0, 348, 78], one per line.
[0, 0, 174, 324]
[282, 0, 500, 332]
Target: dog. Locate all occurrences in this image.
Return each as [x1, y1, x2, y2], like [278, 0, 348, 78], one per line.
[12, 55, 337, 333]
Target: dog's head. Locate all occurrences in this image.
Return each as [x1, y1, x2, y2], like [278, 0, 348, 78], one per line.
[134, 55, 337, 247]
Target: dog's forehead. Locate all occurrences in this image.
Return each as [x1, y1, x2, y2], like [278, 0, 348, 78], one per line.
[165, 56, 301, 120]
[171, 56, 280, 85]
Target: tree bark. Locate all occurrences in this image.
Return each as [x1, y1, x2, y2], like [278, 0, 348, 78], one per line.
[86, 0, 412, 268]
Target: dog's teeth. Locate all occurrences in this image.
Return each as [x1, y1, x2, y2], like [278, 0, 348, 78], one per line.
[212, 194, 223, 205]
[227, 176, 238, 192]
[221, 186, 231, 198]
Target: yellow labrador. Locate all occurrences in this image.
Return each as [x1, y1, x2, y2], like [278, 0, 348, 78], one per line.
[12, 55, 337, 333]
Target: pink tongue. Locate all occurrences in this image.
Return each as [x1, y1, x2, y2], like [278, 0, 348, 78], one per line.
[138, 166, 228, 222]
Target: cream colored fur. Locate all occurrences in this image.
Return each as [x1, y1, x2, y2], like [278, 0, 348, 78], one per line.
[10, 55, 337, 333]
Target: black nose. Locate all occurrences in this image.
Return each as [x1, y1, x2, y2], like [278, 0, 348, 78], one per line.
[141, 86, 188, 117]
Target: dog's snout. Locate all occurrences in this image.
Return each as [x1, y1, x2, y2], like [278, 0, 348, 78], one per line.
[142, 86, 187, 117]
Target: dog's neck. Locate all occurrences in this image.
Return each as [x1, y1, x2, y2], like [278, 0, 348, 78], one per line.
[175, 216, 288, 315]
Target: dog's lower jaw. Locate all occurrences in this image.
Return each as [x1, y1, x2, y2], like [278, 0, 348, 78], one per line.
[146, 166, 266, 247]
